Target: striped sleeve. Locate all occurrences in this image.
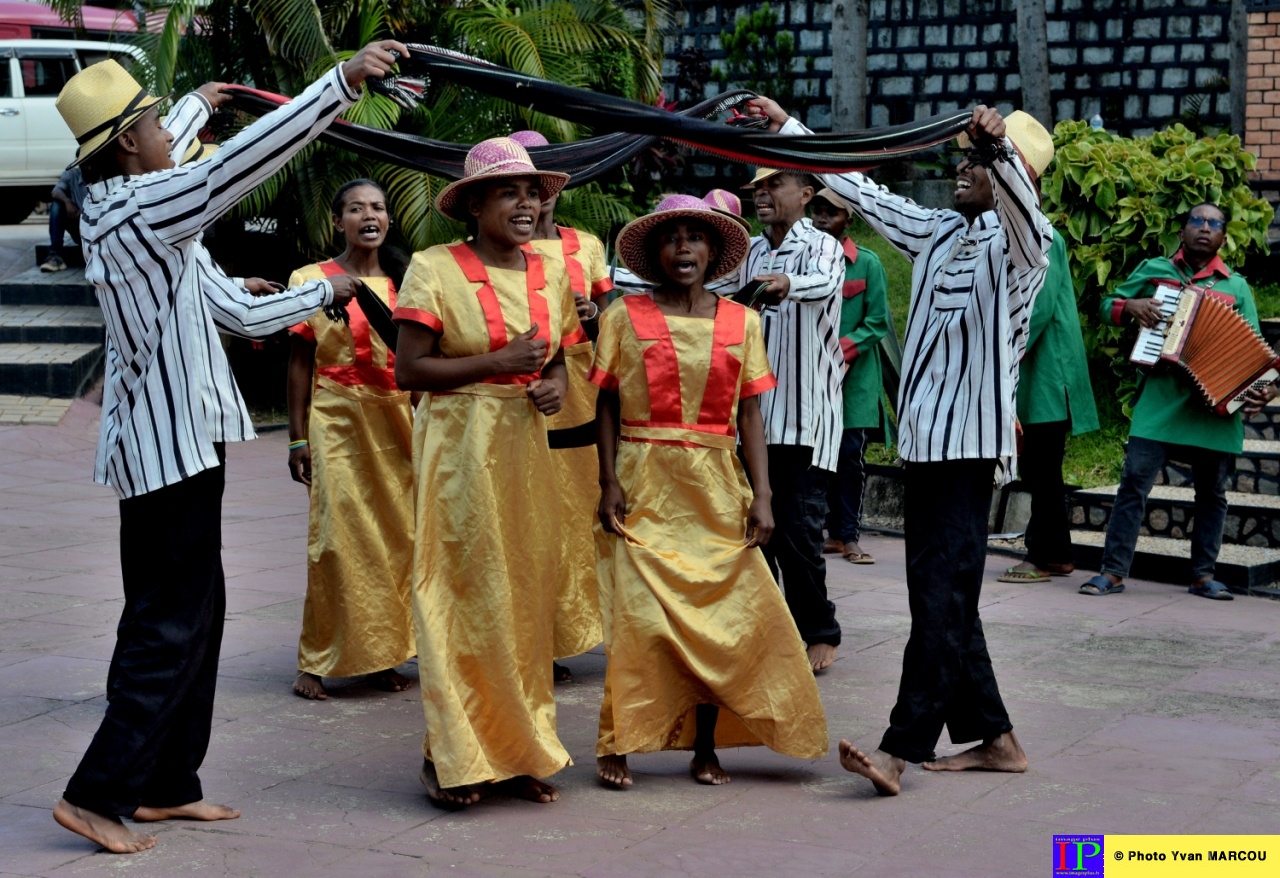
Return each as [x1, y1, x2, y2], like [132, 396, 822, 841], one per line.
[163, 92, 212, 164]
[134, 65, 360, 247]
[782, 228, 842, 302]
[198, 248, 330, 339]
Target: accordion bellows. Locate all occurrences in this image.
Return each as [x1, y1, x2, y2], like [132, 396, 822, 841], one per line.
[1137, 283, 1280, 415]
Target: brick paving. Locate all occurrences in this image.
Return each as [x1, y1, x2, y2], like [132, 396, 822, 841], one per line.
[0, 397, 73, 427]
[1, 403, 1279, 877]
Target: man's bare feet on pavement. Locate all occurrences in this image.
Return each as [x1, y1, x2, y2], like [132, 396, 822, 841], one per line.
[369, 668, 414, 692]
[293, 671, 327, 700]
[419, 759, 480, 809]
[807, 643, 837, 672]
[500, 775, 559, 803]
[922, 730, 1027, 773]
[132, 801, 240, 822]
[691, 752, 731, 785]
[597, 754, 633, 789]
[53, 799, 157, 854]
[838, 740, 905, 796]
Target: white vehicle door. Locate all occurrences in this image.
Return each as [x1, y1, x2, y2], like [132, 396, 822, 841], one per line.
[0, 52, 26, 178]
[15, 48, 78, 179]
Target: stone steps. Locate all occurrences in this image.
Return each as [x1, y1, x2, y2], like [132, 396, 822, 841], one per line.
[1244, 399, 1280, 441]
[0, 343, 103, 397]
[1069, 530, 1280, 595]
[1155, 438, 1280, 494]
[0, 305, 104, 344]
[1070, 483, 1280, 548]
[0, 266, 97, 307]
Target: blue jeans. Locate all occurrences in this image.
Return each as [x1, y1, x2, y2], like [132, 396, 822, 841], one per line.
[1100, 437, 1231, 581]
[49, 198, 81, 256]
[825, 428, 869, 544]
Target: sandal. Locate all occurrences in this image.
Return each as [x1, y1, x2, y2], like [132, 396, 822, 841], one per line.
[997, 566, 1051, 584]
[1078, 574, 1125, 596]
[823, 538, 845, 555]
[842, 542, 875, 564]
[1040, 562, 1076, 576]
[1188, 580, 1234, 601]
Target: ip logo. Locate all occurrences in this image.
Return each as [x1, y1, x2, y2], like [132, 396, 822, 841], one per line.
[1053, 835, 1105, 876]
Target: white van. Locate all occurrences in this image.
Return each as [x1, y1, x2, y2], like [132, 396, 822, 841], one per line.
[0, 39, 147, 223]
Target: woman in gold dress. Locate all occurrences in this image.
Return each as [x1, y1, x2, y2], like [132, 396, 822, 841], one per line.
[392, 138, 583, 808]
[591, 195, 829, 789]
[287, 179, 416, 701]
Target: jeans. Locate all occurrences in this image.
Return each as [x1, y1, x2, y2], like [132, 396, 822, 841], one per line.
[1100, 437, 1231, 582]
[879, 459, 1013, 763]
[826, 428, 869, 544]
[48, 198, 81, 257]
[1020, 420, 1073, 568]
[761, 445, 841, 647]
[64, 447, 226, 817]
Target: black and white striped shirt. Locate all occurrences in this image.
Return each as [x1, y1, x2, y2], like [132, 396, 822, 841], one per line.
[728, 217, 844, 472]
[782, 119, 1052, 467]
[84, 65, 360, 498]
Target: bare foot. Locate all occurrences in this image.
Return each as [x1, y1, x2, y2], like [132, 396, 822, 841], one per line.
[690, 752, 731, 785]
[838, 740, 904, 796]
[553, 661, 573, 683]
[596, 754, 633, 789]
[807, 643, 837, 672]
[419, 759, 479, 810]
[922, 731, 1027, 773]
[53, 799, 157, 854]
[368, 668, 414, 693]
[293, 671, 327, 700]
[499, 775, 559, 803]
[132, 801, 240, 822]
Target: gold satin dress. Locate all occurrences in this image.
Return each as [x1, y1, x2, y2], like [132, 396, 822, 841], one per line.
[530, 228, 615, 659]
[287, 262, 415, 679]
[588, 294, 829, 759]
[393, 244, 580, 788]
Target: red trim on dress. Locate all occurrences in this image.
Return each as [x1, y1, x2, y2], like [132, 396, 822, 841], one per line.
[840, 336, 859, 363]
[448, 243, 552, 386]
[591, 276, 615, 300]
[739, 373, 778, 399]
[393, 307, 442, 332]
[621, 418, 736, 437]
[288, 322, 316, 342]
[696, 300, 745, 427]
[315, 261, 398, 387]
[587, 367, 620, 392]
[623, 295, 684, 422]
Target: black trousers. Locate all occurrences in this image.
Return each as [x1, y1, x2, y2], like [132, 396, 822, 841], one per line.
[761, 445, 841, 647]
[1020, 420, 1073, 568]
[879, 459, 1012, 763]
[64, 447, 227, 817]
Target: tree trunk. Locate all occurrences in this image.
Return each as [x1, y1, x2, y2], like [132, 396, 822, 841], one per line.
[1229, 0, 1247, 136]
[830, 0, 868, 132]
[1016, 0, 1052, 127]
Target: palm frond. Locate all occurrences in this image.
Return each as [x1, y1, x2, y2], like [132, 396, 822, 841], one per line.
[248, 0, 335, 68]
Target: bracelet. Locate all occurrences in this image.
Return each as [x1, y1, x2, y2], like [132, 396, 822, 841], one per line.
[583, 300, 600, 321]
[288, 439, 308, 450]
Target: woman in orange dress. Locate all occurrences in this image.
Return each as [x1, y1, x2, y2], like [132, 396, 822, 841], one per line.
[591, 195, 828, 789]
[392, 139, 584, 808]
[286, 179, 415, 701]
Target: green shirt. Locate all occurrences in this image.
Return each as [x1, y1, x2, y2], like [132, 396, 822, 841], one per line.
[1101, 251, 1259, 454]
[836, 238, 890, 432]
[1016, 230, 1099, 433]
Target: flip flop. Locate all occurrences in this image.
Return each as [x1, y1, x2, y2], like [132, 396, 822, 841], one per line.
[997, 566, 1051, 583]
[842, 543, 875, 564]
[1078, 574, 1125, 596]
[1188, 580, 1234, 601]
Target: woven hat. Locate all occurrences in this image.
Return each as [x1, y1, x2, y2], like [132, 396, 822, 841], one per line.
[703, 189, 752, 232]
[956, 110, 1055, 178]
[740, 166, 784, 189]
[508, 130, 549, 149]
[56, 60, 167, 168]
[812, 187, 853, 214]
[183, 141, 218, 164]
[615, 194, 751, 286]
[435, 137, 569, 222]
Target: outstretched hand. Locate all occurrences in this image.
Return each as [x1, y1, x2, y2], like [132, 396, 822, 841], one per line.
[965, 105, 1006, 147]
[744, 96, 788, 132]
[327, 274, 362, 307]
[196, 82, 232, 111]
[343, 40, 411, 91]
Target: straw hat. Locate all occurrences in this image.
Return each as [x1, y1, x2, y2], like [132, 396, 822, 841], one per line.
[508, 129, 549, 149]
[56, 60, 168, 168]
[812, 187, 853, 214]
[702, 189, 752, 232]
[740, 167, 784, 189]
[956, 110, 1055, 178]
[435, 137, 569, 222]
[615, 194, 751, 286]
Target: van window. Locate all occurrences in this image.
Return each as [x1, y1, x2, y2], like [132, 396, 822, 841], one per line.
[78, 49, 138, 75]
[0, 60, 11, 99]
[19, 56, 77, 97]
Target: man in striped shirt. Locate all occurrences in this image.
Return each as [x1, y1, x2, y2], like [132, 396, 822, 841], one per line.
[726, 167, 845, 672]
[50, 41, 406, 854]
[750, 100, 1053, 794]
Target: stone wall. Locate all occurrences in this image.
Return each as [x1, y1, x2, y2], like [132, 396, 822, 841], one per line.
[667, 0, 1232, 137]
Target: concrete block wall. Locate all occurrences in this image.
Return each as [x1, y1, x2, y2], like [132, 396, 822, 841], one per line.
[666, 0, 1231, 137]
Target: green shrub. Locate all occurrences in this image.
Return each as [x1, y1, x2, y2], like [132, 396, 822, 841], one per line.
[1042, 121, 1275, 416]
[711, 4, 796, 106]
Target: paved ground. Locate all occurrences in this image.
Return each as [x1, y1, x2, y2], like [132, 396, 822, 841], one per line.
[1, 404, 1279, 877]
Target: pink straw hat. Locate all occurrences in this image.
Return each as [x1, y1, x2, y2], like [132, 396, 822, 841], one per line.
[615, 194, 751, 286]
[703, 189, 753, 232]
[508, 130, 550, 149]
[435, 137, 569, 222]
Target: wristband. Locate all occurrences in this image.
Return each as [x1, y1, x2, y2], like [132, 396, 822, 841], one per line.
[288, 439, 308, 450]
[583, 300, 600, 321]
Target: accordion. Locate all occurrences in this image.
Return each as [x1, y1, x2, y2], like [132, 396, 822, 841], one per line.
[1129, 281, 1280, 416]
